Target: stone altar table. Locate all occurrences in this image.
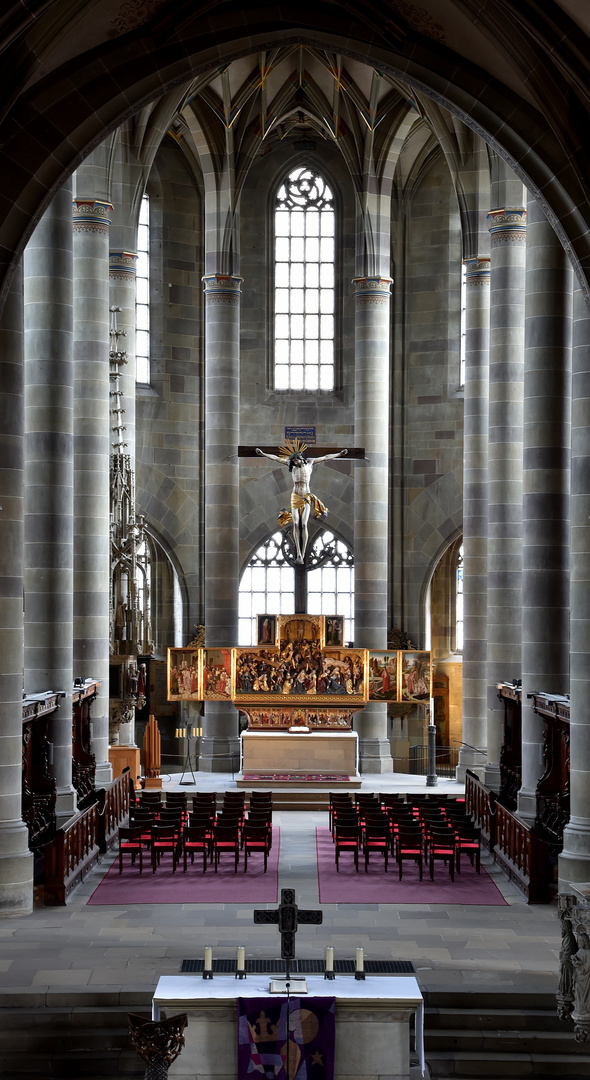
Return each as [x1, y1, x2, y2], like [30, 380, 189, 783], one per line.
[152, 973, 424, 1079]
[240, 729, 359, 777]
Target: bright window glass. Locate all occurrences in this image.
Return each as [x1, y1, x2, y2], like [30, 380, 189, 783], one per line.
[456, 543, 464, 652]
[238, 529, 354, 645]
[136, 194, 150, 384]
[274, 167, 335, 391]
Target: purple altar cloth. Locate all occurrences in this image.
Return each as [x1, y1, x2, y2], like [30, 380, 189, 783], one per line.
[238, 996, 335, 1080]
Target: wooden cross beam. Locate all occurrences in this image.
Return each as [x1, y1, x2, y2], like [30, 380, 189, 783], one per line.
[238, 446, 365, 458]
[253, 888, 323, 961]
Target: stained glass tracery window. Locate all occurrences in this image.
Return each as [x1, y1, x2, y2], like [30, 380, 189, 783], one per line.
[274, 166, 335, 392]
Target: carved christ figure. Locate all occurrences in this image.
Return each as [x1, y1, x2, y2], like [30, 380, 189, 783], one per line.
[256, 442, 347, 563]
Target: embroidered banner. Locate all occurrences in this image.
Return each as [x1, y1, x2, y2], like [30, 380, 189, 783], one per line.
[238, 996, 335, 1080]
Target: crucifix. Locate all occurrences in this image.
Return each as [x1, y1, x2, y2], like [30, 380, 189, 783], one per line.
[240, 441, 364, 613]
[253, 887, 323, 983]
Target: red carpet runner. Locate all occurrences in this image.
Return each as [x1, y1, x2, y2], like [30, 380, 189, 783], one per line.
[87, 830, 280, 905]
[315, 828, 508, 905]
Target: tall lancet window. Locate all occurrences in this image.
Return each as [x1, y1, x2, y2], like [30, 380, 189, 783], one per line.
[274, 166, 335, 391]
[456, 543, 464, 652]
[135, 193, 150, 384]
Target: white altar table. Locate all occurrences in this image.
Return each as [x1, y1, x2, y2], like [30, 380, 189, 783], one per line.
[152, 973, 424, 1080]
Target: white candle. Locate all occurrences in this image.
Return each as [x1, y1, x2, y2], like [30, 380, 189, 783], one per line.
[237, 946, 245, 972]
[204, 946, 212, 971]
[356, 947, 364, 972]
[325, 947, 334, 972]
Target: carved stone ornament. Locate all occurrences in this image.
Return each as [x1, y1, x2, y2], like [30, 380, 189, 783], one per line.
[128, 1013, 187, 1080]
[558, 893, 590, 1040]
[186, 624, 206, 648]
[387, 625, 416, 650]
[109, 698, 135, 744]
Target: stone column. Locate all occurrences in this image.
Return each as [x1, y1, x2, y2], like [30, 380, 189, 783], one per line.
[353, 276, 393, 773]
[484, 206, 526, 791]
[559, 288, 590, 889]
[24, 182, 76, 821]
[518, 194, 572, 819]
[109, 250, 138, 748]
[0, 263, 34, 914]
[201, 274, 242, 771]
[73, 199, 114, 784]
[457, 256, 490, 782]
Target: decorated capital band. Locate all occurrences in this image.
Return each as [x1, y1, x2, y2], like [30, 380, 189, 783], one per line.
[167, 614, 431, 730]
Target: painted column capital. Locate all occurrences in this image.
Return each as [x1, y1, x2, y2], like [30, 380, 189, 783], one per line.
[464, 256, 491, 285]
[487, 208, 527, 243]
[72, 200, 113, 234]
[109, 251, 138, 280]
[352, 276, 392, 305]
[202, 273, 243, 305]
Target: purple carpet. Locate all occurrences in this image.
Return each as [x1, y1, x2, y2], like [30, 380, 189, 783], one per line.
[316, 828, 507, 905]
[87, 830, 280, 905]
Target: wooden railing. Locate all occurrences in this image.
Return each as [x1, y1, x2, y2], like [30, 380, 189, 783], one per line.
[44, 801, 100, 905]
[465, 770, 496, 849]
[44, 771, 131, 905]
[99, 768, 132, 852]
[465, 769, 549, 903]
[493, 802, 549, 903]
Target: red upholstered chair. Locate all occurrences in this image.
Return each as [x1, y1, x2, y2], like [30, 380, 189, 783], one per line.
[128, 810, 155, 856]
[213, 824, 240, 873]
[150, 824, 179, 873]
[455, 824, 481, 874]
[140, 791, 162, 810]
[243, 824, 271, 872]
[396, 826, 424, 880]
[387, 807, 415, 856]
[429, 828, 457, 881]
[182, 826, 210, 873]
[118, 827, 144, 874]
[192, 792, 217, 811]
[334, 824, 361, 872]
[244, 811, 272, 850]
[329, 793, 353, 832]
[363, 824, 390, 872]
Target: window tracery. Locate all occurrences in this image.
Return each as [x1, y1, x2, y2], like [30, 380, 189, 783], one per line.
[274, 166, 335, 391]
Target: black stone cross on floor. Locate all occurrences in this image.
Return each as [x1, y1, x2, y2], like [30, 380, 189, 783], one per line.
[253, 888, 323, 979]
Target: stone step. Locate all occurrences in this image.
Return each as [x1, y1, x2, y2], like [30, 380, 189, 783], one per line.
[423, 1051, 590, 1078]
[425, 1027, 588, 1055]
[426, 1006, 566, 1032]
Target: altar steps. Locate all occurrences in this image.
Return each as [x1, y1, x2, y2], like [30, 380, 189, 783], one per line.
[423, 990, 590, 1079]
[0, 1003, 146, 1079]
[2, 989, 588, 1080]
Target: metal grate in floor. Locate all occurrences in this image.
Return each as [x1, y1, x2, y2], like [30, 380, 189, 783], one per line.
[180, 958, 414, 974]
